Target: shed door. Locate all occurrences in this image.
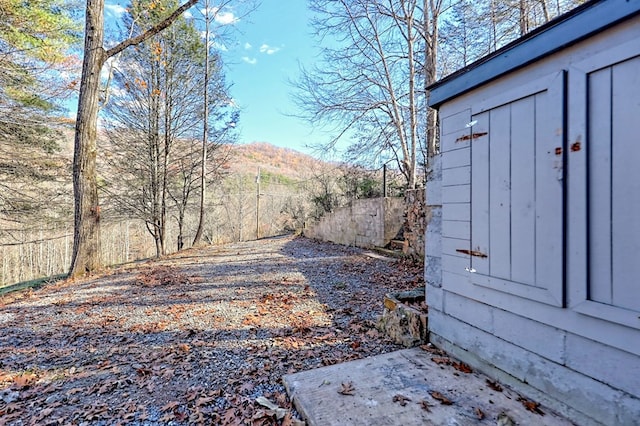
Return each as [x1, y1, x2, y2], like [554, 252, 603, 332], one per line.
[569, 39, 640, 329]
[586, 55, 640, 312]
[469, 72, 565, 306]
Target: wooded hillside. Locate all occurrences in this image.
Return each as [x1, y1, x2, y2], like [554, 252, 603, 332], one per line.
[0, 131, 352, 287]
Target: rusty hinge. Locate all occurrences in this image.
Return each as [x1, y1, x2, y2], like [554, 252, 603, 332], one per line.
[456, 249, 488, 258]
[456, 132, 488, 143]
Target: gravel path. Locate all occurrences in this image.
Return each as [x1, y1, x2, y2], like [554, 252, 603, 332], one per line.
[0, 235, 422, 425]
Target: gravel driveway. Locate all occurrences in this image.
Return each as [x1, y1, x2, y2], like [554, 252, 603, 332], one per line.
[0, 235, 423, 425]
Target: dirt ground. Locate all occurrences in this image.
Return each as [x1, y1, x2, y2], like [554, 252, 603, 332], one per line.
[0, 235, 423, 425]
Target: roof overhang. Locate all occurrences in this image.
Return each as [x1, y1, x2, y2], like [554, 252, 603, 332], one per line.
[428, 0, 640, 109]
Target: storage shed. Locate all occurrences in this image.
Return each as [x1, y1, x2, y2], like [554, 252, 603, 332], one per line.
[425, 1, 640, 424]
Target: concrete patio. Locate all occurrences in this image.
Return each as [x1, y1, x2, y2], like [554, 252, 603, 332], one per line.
[283, 347, 574, 426]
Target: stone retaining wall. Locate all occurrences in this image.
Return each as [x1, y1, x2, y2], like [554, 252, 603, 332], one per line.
[403, 189, 426, 258]
[303, 197, 404, 248]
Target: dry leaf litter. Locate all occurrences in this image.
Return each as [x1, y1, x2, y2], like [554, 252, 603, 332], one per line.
[0, 235, 422, 425]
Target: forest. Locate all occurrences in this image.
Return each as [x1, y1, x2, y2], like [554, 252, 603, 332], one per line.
[0, 0, 586, 287]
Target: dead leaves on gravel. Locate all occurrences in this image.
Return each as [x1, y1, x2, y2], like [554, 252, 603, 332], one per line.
[136, 265, 200, 286]
[0, 237, 423, 425]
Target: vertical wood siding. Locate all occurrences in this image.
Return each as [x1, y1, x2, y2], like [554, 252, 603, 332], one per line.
[468, 74, 564, 306]
[588, 55, 640, 312]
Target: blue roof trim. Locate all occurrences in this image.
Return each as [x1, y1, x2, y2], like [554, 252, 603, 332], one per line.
[428, 0, 640, 108]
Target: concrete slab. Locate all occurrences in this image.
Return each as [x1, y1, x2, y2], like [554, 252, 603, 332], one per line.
[283, 347, 574, 426]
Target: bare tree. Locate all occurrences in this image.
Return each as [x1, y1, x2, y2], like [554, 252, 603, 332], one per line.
[69, 0, 198, 277]
[191, 0, 213, 247]
[102, 0, 236, 256]
[294, 0, 442, 189]
[192, 0, 253, 246]
[420, 0, 444, 166]
[439, 0, 584, 82]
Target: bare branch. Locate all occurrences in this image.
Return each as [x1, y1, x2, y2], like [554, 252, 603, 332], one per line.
[105, 0, 199, 59]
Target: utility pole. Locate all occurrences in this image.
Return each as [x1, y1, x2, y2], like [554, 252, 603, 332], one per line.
[256, 168, 261, 240]
[383, 164, 388, 197]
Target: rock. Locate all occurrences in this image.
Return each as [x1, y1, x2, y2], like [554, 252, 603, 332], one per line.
[377, 291, 428, 347]
[1, 389, 19, 403]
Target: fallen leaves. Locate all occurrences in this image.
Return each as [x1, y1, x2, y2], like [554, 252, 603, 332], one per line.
[392, 394, 411, 406]
[418, 399, 433, 412]
[420, 344, 447, 356]
[135, 265, 195, 287]
[338, 382, 356, 396]
[255, 396, 288, 420]
[161, 400, 180, 412]
[518, 397, 545, 415]
[430, 356, 472, 374]
[430, 390, 453, 405]
[431, 356, 451, 365]
[0, 236, 422, 424]
[486, 379, 504, 392]
[452, 361, 473, 374]
[11, 372, 38, 389]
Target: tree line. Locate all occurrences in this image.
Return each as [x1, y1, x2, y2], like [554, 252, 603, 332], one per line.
[293, 0, 584, 189]
[0, 0, 585, 282]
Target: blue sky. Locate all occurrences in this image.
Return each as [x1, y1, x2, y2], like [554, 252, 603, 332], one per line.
[219, 1, 324, 155]
[102, 0, 325, 156]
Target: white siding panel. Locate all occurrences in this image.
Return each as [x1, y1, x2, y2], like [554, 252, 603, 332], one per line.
[442, 147, 470, 170]
[587, 68, 613, 304]
[444, 271, 640, 355]
[427, 285, 444, 312]
[426, 206, 442, 254]
[429, 314, 623, 426]
[472, 274, 561, 307]
[489, 105, 512, 280]
[566, 334, 640, 397]
[493, 308, 566, 364]
[442, 220, 470, 240]
[441, 132, 468, 153]
[442, 166, 471, 187]
[443, 203, 470, 222]
[611, 57, 640, 312]
[425, 255, 442, 288]
[510, 97, 536, 286]
[442, 237, 469, 258]
[442, 184, 470, 204]
[443, 254, 471, 276]
[442, 109, 471, 136]
[618, 393, 640, 426]
[444, 291, 494, 333]
[471, 112, 490, 275]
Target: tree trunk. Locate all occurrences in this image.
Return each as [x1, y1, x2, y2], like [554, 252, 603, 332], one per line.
[69, 0, 106, 278]
[69, 0, 198, 276]
[539, 0, 550, 22]
[425, 0, 439, 166]
[519, 0, 528, 36]
[406, 11, 417, 189]
[192, 1, 211, 247]
[490, 0, 498, 51]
